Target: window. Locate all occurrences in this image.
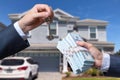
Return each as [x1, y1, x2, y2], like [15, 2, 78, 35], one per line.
[89, 27, 97, 39]
[1, 59, 24, 66]
[27, 58, 36, 64]
[49, 22, 57, 36]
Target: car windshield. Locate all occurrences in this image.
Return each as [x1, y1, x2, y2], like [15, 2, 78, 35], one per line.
[1, 59, 24, 66]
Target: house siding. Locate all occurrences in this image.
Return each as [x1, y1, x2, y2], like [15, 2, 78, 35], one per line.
[28, 22, 74, 44]
[58, 23, 68, 39]
[77, 26, 89, 39]
[97, 26, 107, 41]
[28, 25, 50, 43]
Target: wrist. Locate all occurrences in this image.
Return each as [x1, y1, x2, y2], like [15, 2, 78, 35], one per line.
[94, 59, 103, 69]
[100, 53, 110, 72]
[18, 20, 28, 33]
[14, 22, 30, 40]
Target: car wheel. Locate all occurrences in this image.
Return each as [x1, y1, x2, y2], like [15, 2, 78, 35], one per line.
[28, 73, 33, 80]
[34, 69, 39, 78]
[33, 73, 38, 80]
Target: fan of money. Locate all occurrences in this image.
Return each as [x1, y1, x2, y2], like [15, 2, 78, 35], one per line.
[57, 33, 94, 74]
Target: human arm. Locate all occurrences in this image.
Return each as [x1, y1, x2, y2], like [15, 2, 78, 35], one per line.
[0, 4, 53, 59]
[104, 55, 120, 77]
[77, 41, 120, 77]
[0, 24, 29, 59]
[76, 41, 103, 68]
[18, 4, 53, 33]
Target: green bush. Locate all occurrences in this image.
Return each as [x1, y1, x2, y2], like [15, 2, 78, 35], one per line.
[65, 72, 71, 77]
[84, 68, 103, 76]
[91, 68, 98, 76]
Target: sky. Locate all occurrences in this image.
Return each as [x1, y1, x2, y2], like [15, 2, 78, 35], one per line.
[0, 0, 120, 52]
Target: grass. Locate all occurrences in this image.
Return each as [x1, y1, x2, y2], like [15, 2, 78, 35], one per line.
[62, 68, 120, 80]
[62, 77, 120, 80]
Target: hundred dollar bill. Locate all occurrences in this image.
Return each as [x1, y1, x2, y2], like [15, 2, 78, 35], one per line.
[57, 40, 81, 74]
[57, 33, 95, 74]
[66, 33, 94, 63]
[65, 33, 94, 72]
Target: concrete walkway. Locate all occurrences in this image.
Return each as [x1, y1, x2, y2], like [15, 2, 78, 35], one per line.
[36, 72, 62, 80]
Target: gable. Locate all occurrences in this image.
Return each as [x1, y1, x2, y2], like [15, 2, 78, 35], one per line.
[54, 8, 74, 18]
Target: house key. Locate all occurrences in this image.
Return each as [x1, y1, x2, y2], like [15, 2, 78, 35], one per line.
[45, 17, 54, 40]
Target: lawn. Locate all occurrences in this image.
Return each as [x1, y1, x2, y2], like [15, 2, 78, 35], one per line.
[62, 77, 120, 80]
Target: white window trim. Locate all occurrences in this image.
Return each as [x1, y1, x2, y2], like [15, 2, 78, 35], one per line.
[47, 21, 58, 36]
[56, 21, 59, 36]
[88, 26, 98, 39]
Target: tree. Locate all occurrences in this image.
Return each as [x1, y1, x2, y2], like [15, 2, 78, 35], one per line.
[115, 49, 120, 55]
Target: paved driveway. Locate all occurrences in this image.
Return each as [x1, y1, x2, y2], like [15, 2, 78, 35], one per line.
[35, 72, 62, 80]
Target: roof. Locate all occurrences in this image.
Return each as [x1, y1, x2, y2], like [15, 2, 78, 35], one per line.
[76, 19, 108, 26]
[3, 56, 31, 60]
[88, 41, 114, 47]
[54, 8, 74, 18]
[25, 41, 114, 50]
[8, 10, 28, 19]
[78, 19, 108, 23]
[26, 43, 57, 50]
[8, 9, 108, 26]
[54, 8, 79, 22]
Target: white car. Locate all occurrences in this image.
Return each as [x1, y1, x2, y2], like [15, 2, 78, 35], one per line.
[0, 57, 39, 80]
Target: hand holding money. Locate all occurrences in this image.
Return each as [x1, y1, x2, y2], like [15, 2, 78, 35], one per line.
[57, 33, 95, 74]
[76, 41, 103, 68]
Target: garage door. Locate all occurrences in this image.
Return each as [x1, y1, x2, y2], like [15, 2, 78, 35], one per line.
[17, 52, 60, 72]
[35, 55, 59, 72]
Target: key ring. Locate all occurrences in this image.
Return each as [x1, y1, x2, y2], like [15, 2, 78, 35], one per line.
[45, 17, 54, 40]
[45, 17, 52, 23]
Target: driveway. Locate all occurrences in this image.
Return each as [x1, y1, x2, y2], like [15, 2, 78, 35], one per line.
[35, 72, 62, 80]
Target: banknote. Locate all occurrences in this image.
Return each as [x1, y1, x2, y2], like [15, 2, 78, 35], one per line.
[57, 33, 95, 74]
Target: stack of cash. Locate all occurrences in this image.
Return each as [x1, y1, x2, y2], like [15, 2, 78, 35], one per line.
[57, 33, 94, 74]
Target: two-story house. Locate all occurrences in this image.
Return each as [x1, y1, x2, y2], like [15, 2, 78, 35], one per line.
[8, 8, 114, 73]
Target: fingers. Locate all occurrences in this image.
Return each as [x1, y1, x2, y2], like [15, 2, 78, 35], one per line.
[76, 41, 93, 49]
[32, 12, 49, 19]
[32, 4, 54, 19]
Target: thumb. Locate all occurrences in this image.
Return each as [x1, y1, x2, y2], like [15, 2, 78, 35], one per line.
[76, 41, 92, 49]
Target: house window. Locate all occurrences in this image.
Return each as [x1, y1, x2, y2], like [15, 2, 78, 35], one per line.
[89, 27, 96, 39]
[49, 22, 57, 36]
[47, 21, 59, 40]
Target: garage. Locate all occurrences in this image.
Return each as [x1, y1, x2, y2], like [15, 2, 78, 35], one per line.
[34, 53, 59, 72]
[17, 51, 60, 72]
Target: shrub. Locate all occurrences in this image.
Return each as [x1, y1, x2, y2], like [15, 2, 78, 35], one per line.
[84, 68, 103, 76]
[65, 72, 71, 77]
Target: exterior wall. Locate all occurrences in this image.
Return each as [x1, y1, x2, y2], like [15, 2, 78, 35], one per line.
[97, 26, 107, 41]
[28, 25, 56, 44]
[77, 25, 107, 41]
[28, 22, 106, 43]
[77, 26, 89, 39]
[58, 23, 68, 39]
[28, 21, 74, 44]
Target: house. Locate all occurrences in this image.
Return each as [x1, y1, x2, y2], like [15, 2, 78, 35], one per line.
[8, 8, 114, 73]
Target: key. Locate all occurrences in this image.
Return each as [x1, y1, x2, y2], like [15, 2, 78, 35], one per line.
[45, 17, 54, 40]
